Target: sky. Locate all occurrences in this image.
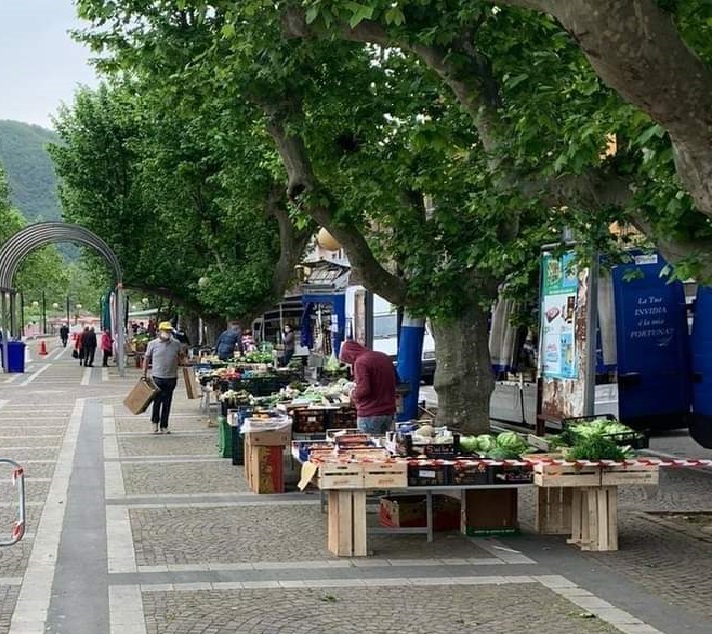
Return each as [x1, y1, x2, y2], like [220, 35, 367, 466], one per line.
[0, 1, 98, 129]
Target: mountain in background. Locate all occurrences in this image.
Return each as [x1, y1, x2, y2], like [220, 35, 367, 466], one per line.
[0, 120, 62, 222]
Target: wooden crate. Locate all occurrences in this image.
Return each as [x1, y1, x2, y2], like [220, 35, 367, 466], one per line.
[601, 463, 659, 486]
[534, 462, 602, 488]
[318, 462, 364, 489]
[568, 486, 618, 551]
[363, 461, 408, 489]
[536, 487, 573, 535]
[327, 490, 367, 557]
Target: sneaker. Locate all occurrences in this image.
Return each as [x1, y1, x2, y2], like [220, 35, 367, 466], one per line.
[153, 423, 159, 434]
[161, 429, 171, 434]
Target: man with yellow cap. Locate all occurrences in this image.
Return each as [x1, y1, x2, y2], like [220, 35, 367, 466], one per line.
[144, 321, 184, 434]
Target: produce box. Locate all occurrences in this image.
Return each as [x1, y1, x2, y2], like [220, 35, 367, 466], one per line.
[450, 460, 491, 485]
[291, 408, 328, 434]
[245, 429, 291, 447]
[123, 377, 159, 415]
[490, 463, 534, 485]
[533, 462, 601, 488]
[363, 460, 408, 489]
[600, 462, 659, 486]
[462, 488, 518, 536]
[246, 441, 284, 494]
[318, 461, 364, 489]
[379, 494, 461, 531]
[407, 460, 451, 487]
[329, 407, 357, 430]
[379, 495, 426, 528]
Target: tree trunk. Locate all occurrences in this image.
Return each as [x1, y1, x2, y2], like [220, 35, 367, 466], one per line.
[203, 314, 226, 348]
[431, 303, 494, 434]
[182, 311, 200, 349]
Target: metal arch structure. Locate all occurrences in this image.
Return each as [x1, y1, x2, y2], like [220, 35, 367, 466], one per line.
[0, 222, 125, 376]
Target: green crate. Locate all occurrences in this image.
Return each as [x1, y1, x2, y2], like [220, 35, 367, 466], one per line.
[218, 416, 232, 458]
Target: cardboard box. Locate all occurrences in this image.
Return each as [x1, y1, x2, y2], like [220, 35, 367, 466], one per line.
[462, 488, 518, 536]
[182, 366, 200, 400]
[246, 440, 284, 494]
[379, 494, 461, 531]
[123, 377, 159, 415]
[379, 495, 426, 528]
[245, 429, 292, 447]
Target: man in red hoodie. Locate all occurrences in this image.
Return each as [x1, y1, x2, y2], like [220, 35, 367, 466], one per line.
[339, 340, 397, 434]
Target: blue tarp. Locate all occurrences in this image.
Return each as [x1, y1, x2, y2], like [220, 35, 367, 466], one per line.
[301, 293, 346, 357]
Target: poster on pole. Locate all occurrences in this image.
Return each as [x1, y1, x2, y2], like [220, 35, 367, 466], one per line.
[540, 252, 579, 379]
[538, 250, 593, 422]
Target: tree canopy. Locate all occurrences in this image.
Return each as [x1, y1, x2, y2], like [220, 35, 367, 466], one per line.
[69, 0, 712, 431]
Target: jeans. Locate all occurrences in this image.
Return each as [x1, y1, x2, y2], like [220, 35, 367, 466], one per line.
[152, 377, 177, 428]
[357, 416, 394, 435]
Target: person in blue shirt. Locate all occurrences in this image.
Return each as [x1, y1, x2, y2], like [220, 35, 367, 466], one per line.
[215, 324, 242, 361]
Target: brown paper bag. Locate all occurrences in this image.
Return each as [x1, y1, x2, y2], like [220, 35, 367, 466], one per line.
[182, 366, 200, 400]
[124, 377, 160, 415]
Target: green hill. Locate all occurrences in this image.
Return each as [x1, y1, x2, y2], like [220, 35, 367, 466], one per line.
[0, 120, 62, 222]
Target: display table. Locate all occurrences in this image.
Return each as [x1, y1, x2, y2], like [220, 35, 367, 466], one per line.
[325, 483, 530, 557]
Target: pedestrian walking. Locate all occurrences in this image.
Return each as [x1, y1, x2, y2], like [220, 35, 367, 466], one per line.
[60, 324, 69, 348]
[101, 328, 113, 367]
[83, 327, 98, 367]
[144, 321, 184, 434]
[75, 327, 88, 366]
[339, 340, 397, 435]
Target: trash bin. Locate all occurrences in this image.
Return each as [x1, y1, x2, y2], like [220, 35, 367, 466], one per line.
[7, 341, 26, 373]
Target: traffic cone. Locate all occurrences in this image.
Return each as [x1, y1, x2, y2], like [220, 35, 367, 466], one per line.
[39, 340, 48, 356]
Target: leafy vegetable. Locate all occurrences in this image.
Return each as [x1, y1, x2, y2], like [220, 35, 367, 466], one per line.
[476, 434, 495, 453]
[566, 436, 627, 461]
[459, 436, 479, 453]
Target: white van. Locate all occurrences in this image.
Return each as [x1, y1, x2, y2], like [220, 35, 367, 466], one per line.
[344, 287, 436, 384]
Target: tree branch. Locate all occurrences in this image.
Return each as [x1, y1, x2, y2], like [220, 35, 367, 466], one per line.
[262, 101, 408, 305]
[629, 212, 712, 281]
[485, 0, 712, 217]
[282, 9, 500, 153]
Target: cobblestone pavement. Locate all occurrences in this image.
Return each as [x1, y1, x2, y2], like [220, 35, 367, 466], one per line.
[2, 344, 712, 633]
[142, 586, 619, 634]
[122, 461, 251, 496]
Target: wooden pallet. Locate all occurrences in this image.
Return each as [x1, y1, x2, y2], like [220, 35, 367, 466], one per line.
[536, 487, 573, 535]
[568, 486, 618, 551]
[533, 462, 601, 487]
[327, 490, 367, 557]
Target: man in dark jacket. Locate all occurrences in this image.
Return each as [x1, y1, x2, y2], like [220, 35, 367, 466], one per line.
[339, 340, 397, 434]
[83, 326, 98, 367]
[215, 324, 242, 361]
[60, 324, 69, 348]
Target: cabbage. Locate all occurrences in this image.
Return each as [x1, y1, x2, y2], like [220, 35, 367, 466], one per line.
[459, 436, 479, 453]
[497, 431, 528, 454]
[476, 434, 496, 453]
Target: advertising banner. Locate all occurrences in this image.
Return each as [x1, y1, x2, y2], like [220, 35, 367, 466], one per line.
[540, 252, 579, 379]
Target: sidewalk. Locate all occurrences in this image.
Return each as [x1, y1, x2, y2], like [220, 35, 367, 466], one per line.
[1, 342, 711, 633]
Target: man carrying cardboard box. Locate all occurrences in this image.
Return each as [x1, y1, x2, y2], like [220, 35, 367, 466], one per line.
[144, 322, 184, 434]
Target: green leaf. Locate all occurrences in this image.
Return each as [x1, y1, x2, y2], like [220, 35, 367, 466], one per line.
[305, 5, 319, 25]
[221, 23, 236, 39]
[346, 2, 374, 28]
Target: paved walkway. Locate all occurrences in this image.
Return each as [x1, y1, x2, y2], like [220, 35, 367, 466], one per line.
[1, 341, 711, 633]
